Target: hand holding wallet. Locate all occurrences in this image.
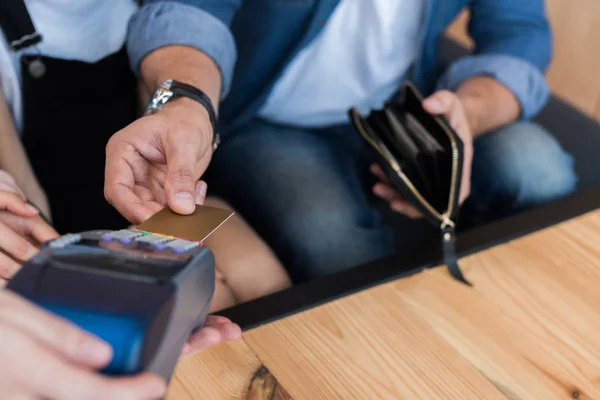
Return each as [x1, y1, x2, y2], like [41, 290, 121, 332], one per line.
[349, 82, 470, 285]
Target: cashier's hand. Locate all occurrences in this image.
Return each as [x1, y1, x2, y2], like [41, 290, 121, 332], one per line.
[0, 290, 167, 400]
[371, 90, 474, 218]
[0, 173, 58, 285]
[105, 99, 212, 224]
[180, 315, 242, 358]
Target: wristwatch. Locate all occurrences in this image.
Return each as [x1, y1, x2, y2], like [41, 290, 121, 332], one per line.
[145, 79, 220, 150]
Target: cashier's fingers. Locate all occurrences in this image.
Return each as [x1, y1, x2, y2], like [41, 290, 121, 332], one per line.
[0, 210, 57, 243]
[36, 369, 166, 400]
[0, 191, 39, 218]
[27, 215, 59, 245]
[205, 315, 242, 341]
[180, 327, 220, 357]
[2, 326, 165, 400]
[181, 316, 242, 357]
[0, 170, 26, 198]
[0, 250, 21, 280]
[0, 222, 39, 263]
[0, 290, 112, 368]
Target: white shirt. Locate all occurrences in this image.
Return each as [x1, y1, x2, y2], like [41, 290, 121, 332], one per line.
[0, 0, 138, 131]
[259, 0, 425, 128]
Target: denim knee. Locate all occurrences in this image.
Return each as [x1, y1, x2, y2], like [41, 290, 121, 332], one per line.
[470, 122, 577, 215]
[277, 198, 394, 282]
[207, 119, 393, 282]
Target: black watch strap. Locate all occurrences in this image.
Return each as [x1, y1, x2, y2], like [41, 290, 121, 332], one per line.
[170, 81, 218, 146]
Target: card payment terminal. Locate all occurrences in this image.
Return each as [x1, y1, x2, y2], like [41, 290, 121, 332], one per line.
[6, 229, 215, 382]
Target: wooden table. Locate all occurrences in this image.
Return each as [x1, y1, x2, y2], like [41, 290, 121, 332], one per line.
[167, 210, 600, 400]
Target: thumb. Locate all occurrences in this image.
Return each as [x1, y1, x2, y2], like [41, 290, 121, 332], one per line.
[422, 90, 456, 115]
[165, 147, 199, 215]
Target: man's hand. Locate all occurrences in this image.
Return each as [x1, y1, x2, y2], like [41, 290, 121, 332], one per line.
[372, 77, 519, 218]
[0, 208, 59, 286]
[0, 290, 166, 400]
[105, 98, 211, 224]
[105, 45, 221, 224]
[0, 169, 52, 221]
[0, 172, 59, 285]
[372, 90, 474, 218]
[180, 315, 242, 358]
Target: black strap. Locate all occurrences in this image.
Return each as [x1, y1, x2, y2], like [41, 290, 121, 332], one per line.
[0, 0, 42, 51]
[441, 225, 472, 286]
[170, 80, 218, 137]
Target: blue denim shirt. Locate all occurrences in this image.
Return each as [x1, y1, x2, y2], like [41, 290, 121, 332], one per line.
[128, 0, 552, 133]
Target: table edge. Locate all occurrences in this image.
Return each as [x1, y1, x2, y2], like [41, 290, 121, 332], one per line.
[219, 189, 600, 331]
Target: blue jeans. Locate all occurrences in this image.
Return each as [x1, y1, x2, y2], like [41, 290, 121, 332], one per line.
[205, 119, 576, 282]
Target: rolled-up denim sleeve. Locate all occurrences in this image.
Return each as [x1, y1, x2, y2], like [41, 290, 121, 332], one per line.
[127, 1, 238, 96]
[437, 0, 552, 120]
[436, 54, 550, 120]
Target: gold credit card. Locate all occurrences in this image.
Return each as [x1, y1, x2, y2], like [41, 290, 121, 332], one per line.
[136, 205, 235, 242]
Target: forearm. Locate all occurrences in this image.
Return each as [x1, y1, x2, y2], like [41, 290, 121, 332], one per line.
[456, 76, 521, 138]
[0, 92, 41, 197]
[140, 45, 222, 111]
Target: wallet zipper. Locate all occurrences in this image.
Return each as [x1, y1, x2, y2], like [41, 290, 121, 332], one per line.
[352, 112, 458, 228]
[438, 127, 470, 285]
[441, 123, 460, 229]
[352, 111, 470, 285]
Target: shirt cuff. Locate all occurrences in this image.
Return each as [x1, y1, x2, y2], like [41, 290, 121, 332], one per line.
[127, 2, 237, 96]
[436, 54, 550, 120]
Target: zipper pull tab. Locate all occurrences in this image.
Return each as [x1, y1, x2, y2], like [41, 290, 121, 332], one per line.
[441, 225, 471, 286]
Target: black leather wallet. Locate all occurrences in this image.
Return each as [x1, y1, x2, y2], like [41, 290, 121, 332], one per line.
[349, 82, 470, 285]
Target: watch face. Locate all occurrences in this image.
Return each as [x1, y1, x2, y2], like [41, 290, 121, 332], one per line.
[146, 85, 174, 115]
[155, 87, 173, 105]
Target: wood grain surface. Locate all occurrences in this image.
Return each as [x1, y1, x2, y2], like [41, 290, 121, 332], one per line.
[170, 210, 600, 399]
[243, 284, 504, 400]
[167, 339, 292, 400]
